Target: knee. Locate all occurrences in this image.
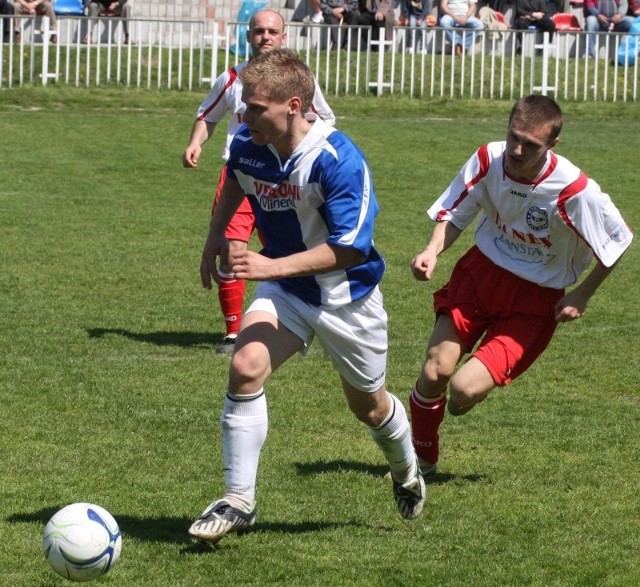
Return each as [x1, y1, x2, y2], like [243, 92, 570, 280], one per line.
[418, 351, 456, 394]
[352, 404, 386, 427]
[447, 378, 489, 416]
[228, 348, 268, 394]
[347, 389, 390, 428]
[440, 15, 453, 27]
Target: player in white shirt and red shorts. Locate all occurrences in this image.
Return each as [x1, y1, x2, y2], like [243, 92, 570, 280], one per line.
[410, 95, 633, 477]
[183, 9, 335, 354]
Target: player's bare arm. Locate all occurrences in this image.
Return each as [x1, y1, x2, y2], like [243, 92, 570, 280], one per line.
[183, 119, 217, 168]
[412, 220, 462, 281]
[200, 178, 246, 289]
[554, 259, 620, 323]
[231, 243, 366, 282]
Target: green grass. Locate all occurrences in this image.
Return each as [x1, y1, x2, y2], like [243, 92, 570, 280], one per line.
[1, 88, 639, 586]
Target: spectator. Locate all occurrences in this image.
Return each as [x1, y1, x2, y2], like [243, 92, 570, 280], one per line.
[182, 9, 335, 355]
[14, 0, 57, 43]
[82, 0, 130, 44]
[543, 0, 563, 16]
[189, 48, 426, 547]
[628, 0, 640, 16]
[292, 0, 325, 23]
[318, 0, 362, 49]
[408, 95, 633, 479]
[584, 0, 633, 57]
[514, 0, 556, 54]
[1, 0, 19, 43]
[358, 0, 396, 50]
[439, 0, 484, 55]
[401, 0, 431, 52]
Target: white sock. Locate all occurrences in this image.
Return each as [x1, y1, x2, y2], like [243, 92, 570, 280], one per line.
[369, 393, 417, 484]
[220, 388, 268, 510]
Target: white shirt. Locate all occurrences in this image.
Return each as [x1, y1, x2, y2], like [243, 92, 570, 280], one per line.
[195, 61, 336, 161]
[445, 0, 476, 18]
[428, 141, 633, 288]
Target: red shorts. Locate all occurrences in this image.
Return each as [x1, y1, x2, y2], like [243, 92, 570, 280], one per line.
[433, 246, 564, 386]
[212, 165, 257, 243]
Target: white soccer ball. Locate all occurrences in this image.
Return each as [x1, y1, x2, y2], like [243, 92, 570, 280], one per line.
[43, 502, 122, 582]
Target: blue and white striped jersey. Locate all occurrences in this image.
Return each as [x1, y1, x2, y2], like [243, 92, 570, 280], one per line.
[226, 118, 385, 308]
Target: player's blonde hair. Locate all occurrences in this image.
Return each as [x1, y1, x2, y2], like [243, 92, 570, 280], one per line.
[239, 49, 314, 113]
[509, 95, 563, 144]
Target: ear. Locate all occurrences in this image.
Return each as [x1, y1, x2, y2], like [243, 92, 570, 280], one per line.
[288, 96, 303, 116]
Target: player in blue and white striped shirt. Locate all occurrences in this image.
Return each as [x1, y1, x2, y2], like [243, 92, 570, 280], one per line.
[189, 49, 425, 547]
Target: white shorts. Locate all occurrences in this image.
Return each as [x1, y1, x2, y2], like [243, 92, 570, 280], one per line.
[246, 281, 387, 393]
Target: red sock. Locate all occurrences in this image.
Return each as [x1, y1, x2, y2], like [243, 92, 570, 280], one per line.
[409, 388, 446, 464]
[217, 276, 245, 337]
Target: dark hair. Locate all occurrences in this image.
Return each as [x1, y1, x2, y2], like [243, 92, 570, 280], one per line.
[509, 95, 563, 143]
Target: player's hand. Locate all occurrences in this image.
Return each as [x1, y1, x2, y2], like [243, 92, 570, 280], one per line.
[200, 237, 229, 289]
[231, 250, 279, 281]
[411, 250, 437, 281]
[554, 292, 587, 323]
[182, 145, 201, 168]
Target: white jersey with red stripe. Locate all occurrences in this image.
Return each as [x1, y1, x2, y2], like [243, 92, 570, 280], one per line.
[428, 141, 633, 289]
[195, 61, 336, 161]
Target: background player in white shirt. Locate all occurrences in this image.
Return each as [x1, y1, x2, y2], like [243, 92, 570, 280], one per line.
[188, 49, 425, 547]
[409, 95, 633, 477]
[182, 9, 335, 355]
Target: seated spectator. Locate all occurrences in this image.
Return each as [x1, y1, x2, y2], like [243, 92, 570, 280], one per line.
[318, 0, 362, 48]
[514, 0, 556, 54]
[292, 0, 325, 23]
[543, 0, 563, 16]
[14, 0, 57, 42]
[82, 0, 131, 44]
[1, 0, 19, 43]
[400, 0, 431, 53]
[358, 0, 396, 50]
[439, 0, 484, 55]
[584, 0, 633, 57]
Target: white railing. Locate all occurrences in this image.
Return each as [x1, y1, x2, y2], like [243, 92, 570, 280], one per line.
[1, 15, 639, 102]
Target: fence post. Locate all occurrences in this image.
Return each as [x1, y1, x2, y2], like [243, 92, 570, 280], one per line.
[533, 31, 555, 95]
[368, 28, 392, 96]
[41, 16, 50, 86]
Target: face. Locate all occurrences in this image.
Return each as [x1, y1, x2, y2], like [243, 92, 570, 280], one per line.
[241, 83, 293, 148]
[247, 11, 286, 57]
[504, 118, 558, 181]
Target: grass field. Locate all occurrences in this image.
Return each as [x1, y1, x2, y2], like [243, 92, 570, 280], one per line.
[1, 88, 639, 586]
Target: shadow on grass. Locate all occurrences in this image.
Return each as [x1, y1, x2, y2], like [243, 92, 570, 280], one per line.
[8, 508, 375, 551]
[295, 459, 485, 485]
[86, 327, 221, 348]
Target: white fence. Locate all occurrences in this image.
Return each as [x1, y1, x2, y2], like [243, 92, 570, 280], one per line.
[1, 15, 639, 101]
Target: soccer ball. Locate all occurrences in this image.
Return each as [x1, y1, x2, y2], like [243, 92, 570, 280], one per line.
[43, 503, 122, 582]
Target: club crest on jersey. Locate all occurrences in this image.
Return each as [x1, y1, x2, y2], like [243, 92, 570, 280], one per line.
[526, 206, 549, 231]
